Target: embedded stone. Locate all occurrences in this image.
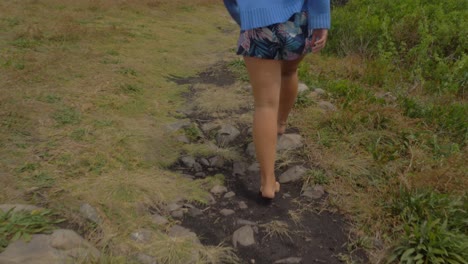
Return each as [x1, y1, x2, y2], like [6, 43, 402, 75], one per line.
[277, 134, 303, 151]
[279, 166, 307, 183]
[80, 203, 102, 224]
[232, 226, 255, 247]
[216, 124, 240, 146]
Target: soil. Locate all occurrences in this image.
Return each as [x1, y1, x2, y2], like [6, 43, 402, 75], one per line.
[167, 62, 368, 264]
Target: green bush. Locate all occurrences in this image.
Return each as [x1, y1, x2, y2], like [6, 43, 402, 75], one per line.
[388, 189, 468, 263]
[328, 0, 467, 94]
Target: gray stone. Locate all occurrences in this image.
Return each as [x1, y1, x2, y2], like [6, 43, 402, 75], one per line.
[209, 156, 225, 168]
[130, 229, 153, 243]
[166, 203, 182, 212]
[298, 83, 309, 93]
[194, 172, 206, 178]
[199, 158, 210, 166]
[274, 257, 303, 263]
[237, 219, 256, 226]
[171, 209, 185, 218]
[301, 185, 325, 200]
[279, 166, 307, 183]
[134, 253, 158, 264]
[205, 193, 217, 205]
[0, 229, 100, 264]
[180, 156, 196, 168]
[210, 185, 228, 195]
[176, 135, 190, 144]
[220, 209, 235, 216]
[224, 191, 236, 199]
[193, 162, 203, 172]
[189, 207, 203, 217]
[201, 122, 221, 133]
[151, 213, 168, 225]
[314, 88, 326, 95]
[318, 101, 337, 112]
[168, 225, 200, 244]
[247, 162, 260, 172]
[238, 201, 248, 209]
[166, 119, 191, 132]
[80, 203, 102, 224]
[232, 226, 255, 247]
[216, 124, 240, 146]
[0, 204, 40, 213]
[233, 161, 247, 176]
[277, 134, 303, 151]
[246, 142, 256, 157]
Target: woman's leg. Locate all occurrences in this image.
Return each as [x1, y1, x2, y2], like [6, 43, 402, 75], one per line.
[244, 56, 281, 199]
[277, 56, 305, 134]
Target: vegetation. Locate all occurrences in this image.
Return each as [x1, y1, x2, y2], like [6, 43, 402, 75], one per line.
[0, 209, 62, 252]
[293, 0, 467, 262]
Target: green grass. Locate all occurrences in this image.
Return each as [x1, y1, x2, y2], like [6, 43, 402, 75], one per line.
[0, 208, 62, 252]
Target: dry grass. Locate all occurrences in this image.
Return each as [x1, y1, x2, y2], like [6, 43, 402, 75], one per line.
[0, 0, 239, 260]
[194, 83, 250, 115]
[260, 220, 293, 242]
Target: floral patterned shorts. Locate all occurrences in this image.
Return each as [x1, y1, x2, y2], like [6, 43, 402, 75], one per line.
[236, 12, 313, 61]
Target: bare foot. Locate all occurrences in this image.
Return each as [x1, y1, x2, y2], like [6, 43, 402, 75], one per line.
[278, 122, 287, 135]
[260, 181, 281, 199]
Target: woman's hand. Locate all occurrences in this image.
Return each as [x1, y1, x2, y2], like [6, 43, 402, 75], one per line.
[311, 29, 328, 53]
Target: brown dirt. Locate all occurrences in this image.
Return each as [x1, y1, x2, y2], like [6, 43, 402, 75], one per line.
[168, 62, 368, 264]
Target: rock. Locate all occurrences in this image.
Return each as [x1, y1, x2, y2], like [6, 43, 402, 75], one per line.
[232, 226, 255, 247]
[283, 193, 291, 198]
[205, 193, 216, 205]
[224, 191, 236, 199]
[216, 124, 240, 146]
[201, 122, 221, 133]
[209, 156, 225, 168]
[239, 201, 248, 210]
[274, 257, 303, 263]
[130, 229, 153, 243]
[279, 166, 307, 183]
[199, 158, 210, 166]
[237, 219, 256, 226]
[193, 162, 203, 172]
[246, 142, 256, 157]
[0, 204, 41, 213]
[189, 207, 203, 217]
[151, 213, 168, 226]
[180, 156, 196, 168]
[168, 225, 200, 244]
[171, 209, 184, 218]
[80, 203, 102, 224]
[194, 172, 206, 178]
[166, 203, 182, 212]
[242, 84, 252, 91]
[301, 185, 325, 199]
[247, 162, 260, 172]
[166, 119, 191, 132]
[277, 134, 303, 151]
[220, 209, 235, 216]
[314, 88, 326, 95]
[210, 185, 228, 195]
[176, 135, 190, 144]
[0, 229, 100, 264]
[318, 101, 337, 112]
[298, 83, 309, 93]
[134, 253, 158, 264]
[232, 161, 247, 176]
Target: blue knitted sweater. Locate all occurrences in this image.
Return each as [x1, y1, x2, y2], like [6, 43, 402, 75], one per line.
[223, 0, 330, 31]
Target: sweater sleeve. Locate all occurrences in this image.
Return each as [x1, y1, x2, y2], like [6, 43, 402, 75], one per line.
[307, 0, 331, 30]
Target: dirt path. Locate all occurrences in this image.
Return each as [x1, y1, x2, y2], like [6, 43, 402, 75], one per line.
[167, 64, 368, 264]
